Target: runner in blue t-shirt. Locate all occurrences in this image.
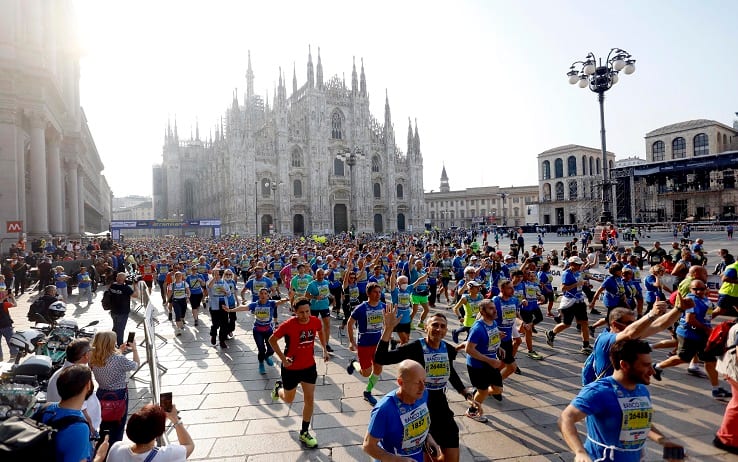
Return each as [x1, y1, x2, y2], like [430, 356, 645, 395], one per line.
[346, 282, 385, 406]
[363, 360, 440, 462]
[561, 339, 684, 462]
[464, 298, 504, 422]
[306, 268, 334, 352]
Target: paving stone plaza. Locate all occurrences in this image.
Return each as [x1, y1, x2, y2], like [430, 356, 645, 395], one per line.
[3, 231, 737, 461]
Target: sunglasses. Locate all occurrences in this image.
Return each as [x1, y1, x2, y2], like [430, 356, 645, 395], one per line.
[691, 287, 706, 291]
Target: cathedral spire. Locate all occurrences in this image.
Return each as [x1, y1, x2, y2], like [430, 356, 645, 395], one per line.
[440, 164, 450, 192]
[307, 45, 314, 88]
[360, 58, 366, 96]
[316, 47, 323, 89]
[195, 117, 200, 141]
[407, 117, 413, 157]
[292, 62, 297, 96]
[351, 56, 358, 95]
[414, 118, 421, 159]
[174, 116, 179, 142]
[384, 89, 391, 131]
[246, 50, 254, 100]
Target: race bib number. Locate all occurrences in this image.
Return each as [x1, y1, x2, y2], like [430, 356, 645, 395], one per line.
[366, 309, 383, 332]
[254, 306, 271, 322]
[618, 396, 652, 447]
[400, 403, 430, 451]
[398, 292, 411, 308]
[319, 285, 330, 297]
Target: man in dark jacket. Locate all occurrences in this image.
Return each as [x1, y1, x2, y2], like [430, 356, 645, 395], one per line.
[108, 272, 139, 346]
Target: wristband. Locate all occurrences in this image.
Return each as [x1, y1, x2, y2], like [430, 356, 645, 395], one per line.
[173, 420, 183, 427]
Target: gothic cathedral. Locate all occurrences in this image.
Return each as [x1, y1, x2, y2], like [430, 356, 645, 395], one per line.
[153, 48, 425, 236]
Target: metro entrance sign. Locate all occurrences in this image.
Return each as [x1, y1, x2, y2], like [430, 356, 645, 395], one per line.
[6, 221, 23, 233]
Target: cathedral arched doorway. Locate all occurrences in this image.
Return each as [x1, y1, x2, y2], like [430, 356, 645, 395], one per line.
[397, 213, 406, 232]
[334, 204, 348, 234]
[261, 214, 273, 235]
[374, 214, 383, 233]
[293, 214, 305, 236]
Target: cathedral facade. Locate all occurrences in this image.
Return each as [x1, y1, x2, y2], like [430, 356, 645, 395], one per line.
[153, 48, 425, 236]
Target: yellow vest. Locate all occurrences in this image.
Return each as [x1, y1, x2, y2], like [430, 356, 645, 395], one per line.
[719, 262, 738, 297]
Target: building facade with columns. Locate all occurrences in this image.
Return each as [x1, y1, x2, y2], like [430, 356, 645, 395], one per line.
[153, 49, 425, 236]
[424, 166, 538, 229]
[537, 144, 616, 226]
[0, 0, 111, 244]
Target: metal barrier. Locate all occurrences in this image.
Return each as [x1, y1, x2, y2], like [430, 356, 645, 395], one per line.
[131, 280, 168, 445]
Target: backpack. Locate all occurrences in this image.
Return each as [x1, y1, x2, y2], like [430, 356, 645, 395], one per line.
[705, 320, 737, 358]
[27, 298, 47, 322]
[0, 404, 87, 458]
[101, 289, 113, 311]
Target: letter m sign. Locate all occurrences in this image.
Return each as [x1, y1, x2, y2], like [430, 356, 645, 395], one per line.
[6, 221, 23, 233]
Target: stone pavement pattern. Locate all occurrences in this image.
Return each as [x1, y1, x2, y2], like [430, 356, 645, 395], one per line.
[2, 231, 736, 461]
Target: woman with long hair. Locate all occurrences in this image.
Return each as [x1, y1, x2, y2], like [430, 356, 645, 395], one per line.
[89, 330, 139, 445]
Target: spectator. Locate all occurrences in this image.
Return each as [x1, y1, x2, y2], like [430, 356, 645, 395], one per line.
[35, 364, 109, 462]
[90, 330, 140, 445]
[47, 338, 101, 437]
[0, 293, 18, 361]
[107, 403, 195, 461]
[109, 272, 139, 347]
[714, 322, 738, 454]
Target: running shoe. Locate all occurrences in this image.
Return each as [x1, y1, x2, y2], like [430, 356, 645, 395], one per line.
[687, 367, 708, 378]
[491, 393, 503, 402]
[581, 346, 593, 355]
[176, 328, 182, 336]
[258, 362, 266, 375]
[210, 335, 216, 346]
[452, 329, 460, 344]
[347, 358, 357, 375]
[652, 363, 662, 381]
[417, 322, 425, 330]
[590, 308, 601, 315]
[546, 330, 555, 347]
[265, 356, 274, 366]
[515, 366, 522, 375]
[531, 326, 538, 334]
[465, 408, 488, 423]
[168, 311, 173, 321]
[589, 326, 596, 338]
[527, 350, 543, 360]
[325, 344, 334, 353]
[553, 316, 561, 324]
[713, 387, 733, 399]
[227, 332, 234, 339]
[271, 380, 283, 401]
[363, 391, 377, 406]
[194, 319, 199, 327]
[220, 341, 228, 349]
[299, 430, 318, 449]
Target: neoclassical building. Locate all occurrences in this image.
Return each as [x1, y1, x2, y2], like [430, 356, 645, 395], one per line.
[0, 0, 111, 242]
[613, 118, 738, 222]
[424, 166, 538, 229]
[154, 49, 425, 235]
[537, 145, 615, 226]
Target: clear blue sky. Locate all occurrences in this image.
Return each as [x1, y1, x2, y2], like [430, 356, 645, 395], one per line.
[74, 0, 738, 197]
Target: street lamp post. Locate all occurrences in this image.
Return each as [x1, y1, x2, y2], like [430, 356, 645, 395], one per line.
[498, 192, 508, 226]
[567, 48, 636, 224]
[336, 146, 363, 234]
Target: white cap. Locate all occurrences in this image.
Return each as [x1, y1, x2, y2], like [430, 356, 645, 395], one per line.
[568, 256, 584, 265]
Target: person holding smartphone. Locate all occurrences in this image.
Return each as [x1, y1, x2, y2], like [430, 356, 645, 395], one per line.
[107, 402, 195, 461]
[559, 339, 685, 462]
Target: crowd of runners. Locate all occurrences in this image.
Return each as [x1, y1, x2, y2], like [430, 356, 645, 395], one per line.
[2, 225, 738, 461]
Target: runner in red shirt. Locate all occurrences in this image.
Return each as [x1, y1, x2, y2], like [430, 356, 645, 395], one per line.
[138, 257, 156, 294]
[268, 298, 330, 449]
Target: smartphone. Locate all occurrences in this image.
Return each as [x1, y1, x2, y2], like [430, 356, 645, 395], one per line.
[160, 392, 173, 412]
[126, 332, 135, 345]
[663, 446, 685, 460]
